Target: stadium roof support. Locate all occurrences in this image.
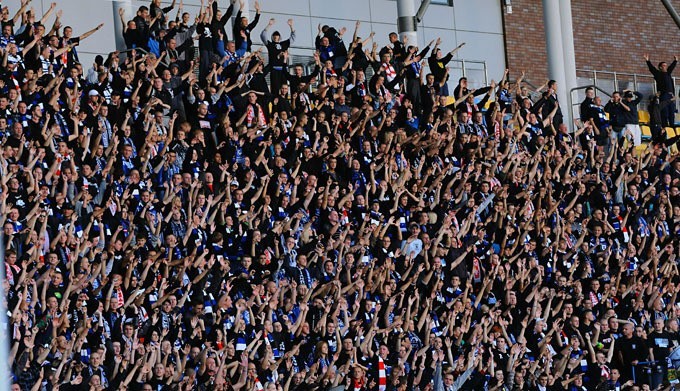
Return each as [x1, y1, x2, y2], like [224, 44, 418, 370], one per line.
[397, 0, 432, 47]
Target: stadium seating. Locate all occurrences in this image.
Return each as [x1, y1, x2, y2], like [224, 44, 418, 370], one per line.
[668, 128, 679, 154]
[641, 125, 652, 142]
[638, 110, 650, 124]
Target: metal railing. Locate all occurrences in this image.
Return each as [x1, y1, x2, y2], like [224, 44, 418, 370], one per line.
[576, 68, 657, 94]
[118, 47, 172, 69]
[255, 43, 489, 86]
[568, 84, 612, 127]
[509, 79, 544, 102]
[450, 59, 489, 87]
[574, 68, 680, 124]
[276, 49, 488, 93]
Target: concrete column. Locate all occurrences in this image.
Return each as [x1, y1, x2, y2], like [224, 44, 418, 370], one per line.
[112, 0, 132, 52]
[559, 0, 577, 129]
[542, 0, 568, 129]
[396, 0, 418, 48]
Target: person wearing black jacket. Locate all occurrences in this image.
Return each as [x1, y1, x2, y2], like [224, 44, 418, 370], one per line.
[620, 90, 643, 146]
[580, 87, 595, 122]
[118, 8, 147, 50]
[196, 13, 215, 80]
[261, 18, 295, 95]
[453, 76, 491, 101]
[149, 0, 176, 35]
[317, 25, 348, 68]
[428, 39, 464, 97]
[648, 92, 675, 143]
[604, 91, 627, 143]
[534, 80, 563, 128]
[132, 6, 153, 50]
[210, 0, 235, 49]
[233, 0, 261, 55]
[645, 54, 677, 127]
[285, 54, 321, 95]
[387, 32, 407, 63]
[403, 41, 433, 116]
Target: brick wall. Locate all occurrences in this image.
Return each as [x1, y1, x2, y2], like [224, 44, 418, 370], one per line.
[503, 0, 680, 86]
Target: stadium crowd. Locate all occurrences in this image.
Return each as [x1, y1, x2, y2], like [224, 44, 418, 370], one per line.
[2, 0, 680, 390]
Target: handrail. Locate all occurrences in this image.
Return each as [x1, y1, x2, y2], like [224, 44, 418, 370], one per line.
[576, 68, 657, 94]
[577, 69, 645, 77]
[269, 43, 489, 83]
[118, 47, 171, 68]
[450, 59, 489, 86]
[509, 79, 543, 101]
[568, 85, 612, 129]
[119, 47, 149, 57]
[291, 54, 488, 88]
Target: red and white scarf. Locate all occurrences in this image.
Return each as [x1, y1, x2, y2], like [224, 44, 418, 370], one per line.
[601, 364, 611, 379]
[589, 291, 600, 306]
[378, 356, 387, 391]
[383, 63, 396, 82]
[116, 287, 125, 308]
[246, 104, 267, 128]
[325, 67, 337, 78]
[5, 263, 18, 285]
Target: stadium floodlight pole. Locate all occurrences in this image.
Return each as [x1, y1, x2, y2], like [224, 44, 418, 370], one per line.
[559, 0, 576, 131]
[542, 0, 569, 130]
[660, 0, 680, 30]
[396, 0, 419, 47]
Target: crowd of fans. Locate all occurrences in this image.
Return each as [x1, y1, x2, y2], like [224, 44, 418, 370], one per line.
[1, 0, 680, 390]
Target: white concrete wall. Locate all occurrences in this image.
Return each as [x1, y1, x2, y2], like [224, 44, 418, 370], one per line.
[2, 0, 506, 89]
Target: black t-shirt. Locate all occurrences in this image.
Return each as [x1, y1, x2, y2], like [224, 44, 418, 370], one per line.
[647, 330, 675, 360]
[615, 336, 647, 366]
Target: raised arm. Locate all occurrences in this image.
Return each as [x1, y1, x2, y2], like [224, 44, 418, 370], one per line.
[39, 2, 57, 26]
[118, 8, 128, 33]
[260, 18, 275, 45]
[77, 23, 104, 41]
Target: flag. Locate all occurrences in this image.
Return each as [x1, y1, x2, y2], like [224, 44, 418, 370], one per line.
[638, 216, 650, 237]
[472, 258, 482, 283]
[235, 333, 247, 351]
